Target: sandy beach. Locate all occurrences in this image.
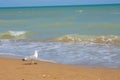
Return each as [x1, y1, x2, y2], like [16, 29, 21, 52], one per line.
[0, 58, 120, 80]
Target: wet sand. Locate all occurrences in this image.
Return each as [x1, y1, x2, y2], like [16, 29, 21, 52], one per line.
[0, 58, 120, 80]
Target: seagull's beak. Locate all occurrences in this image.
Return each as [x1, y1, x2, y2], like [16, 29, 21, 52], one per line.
[37, 50, 39, 52]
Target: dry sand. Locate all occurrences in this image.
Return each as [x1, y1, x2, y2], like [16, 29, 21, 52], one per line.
[0, 58, 120, 80]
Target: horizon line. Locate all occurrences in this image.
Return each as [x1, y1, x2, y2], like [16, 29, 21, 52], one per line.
[0, 3, 120, 8]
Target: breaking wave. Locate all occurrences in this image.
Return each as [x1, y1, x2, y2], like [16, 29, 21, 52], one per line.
[54, 34, 120, 44]
[0, 33, 120, 45]
[0, 31, 27, 39]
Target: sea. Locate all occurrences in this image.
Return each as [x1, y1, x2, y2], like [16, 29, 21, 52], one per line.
[0, 4, 120, 67]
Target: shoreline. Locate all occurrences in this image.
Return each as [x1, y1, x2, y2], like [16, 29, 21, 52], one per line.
[0, 54, 120, 68]
[0, 57, 120, 80]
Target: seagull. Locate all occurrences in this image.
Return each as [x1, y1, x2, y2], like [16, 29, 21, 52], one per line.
[22, 50, 39, 64]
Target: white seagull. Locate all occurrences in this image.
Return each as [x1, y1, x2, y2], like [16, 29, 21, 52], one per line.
[22, 50, 39, 64]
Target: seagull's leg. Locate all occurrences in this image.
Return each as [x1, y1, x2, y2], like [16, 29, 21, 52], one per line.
[30, 59, 32, 65]
[32, 60, 35, 64]
[34, 59, 37, 64]
[30, 59, 34, 65]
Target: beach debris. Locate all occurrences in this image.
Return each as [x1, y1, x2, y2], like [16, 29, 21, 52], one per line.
[40, 74, 50, 78]
[42, 74, 47, 78]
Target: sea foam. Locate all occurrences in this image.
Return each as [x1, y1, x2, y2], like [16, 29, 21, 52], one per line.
[54, 34, 120, 44]
[0, 30, 27, 39]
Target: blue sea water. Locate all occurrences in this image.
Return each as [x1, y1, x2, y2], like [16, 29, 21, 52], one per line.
[0, 4, 120, 67]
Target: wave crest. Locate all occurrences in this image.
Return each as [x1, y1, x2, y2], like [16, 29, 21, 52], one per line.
[54, 34, 120, 44]
[0, 31, 27, 39]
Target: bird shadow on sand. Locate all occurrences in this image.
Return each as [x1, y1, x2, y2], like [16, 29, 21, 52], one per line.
[23, 62, 38, 65]
[22, 59, 38, 65]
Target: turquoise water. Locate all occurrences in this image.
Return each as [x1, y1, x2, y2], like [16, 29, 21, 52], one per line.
[0, 4, 120, 67]
[0, 4, 120, 39]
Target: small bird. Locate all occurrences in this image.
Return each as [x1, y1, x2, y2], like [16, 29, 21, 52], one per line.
[22, 50, 39, 64]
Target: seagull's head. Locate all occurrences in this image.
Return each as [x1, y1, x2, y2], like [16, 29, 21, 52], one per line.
[22, 57, 27, 61]
[35, 50, 39, 53]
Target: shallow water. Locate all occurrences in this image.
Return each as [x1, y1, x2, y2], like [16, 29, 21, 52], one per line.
[0, 40, 120, 68]
[0, 4, 120, 39]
